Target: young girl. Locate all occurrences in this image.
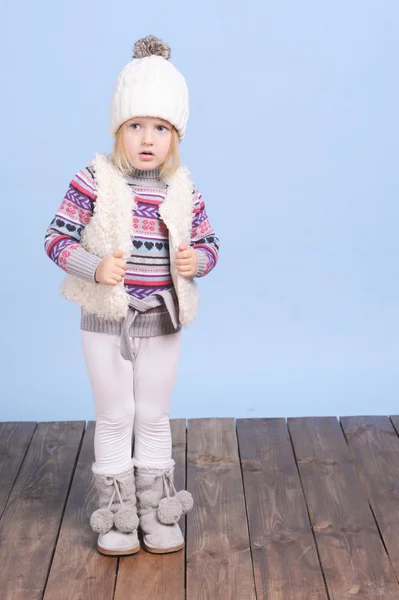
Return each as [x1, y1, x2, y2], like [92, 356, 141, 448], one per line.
[44, 35, 220, 557]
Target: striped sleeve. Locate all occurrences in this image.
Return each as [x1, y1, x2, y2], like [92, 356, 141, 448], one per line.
[44, 165, 102, 282]
[189, 187, 220, 278]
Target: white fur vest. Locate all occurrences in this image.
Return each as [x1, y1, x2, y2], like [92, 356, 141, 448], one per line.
[59, 152, 199, 325]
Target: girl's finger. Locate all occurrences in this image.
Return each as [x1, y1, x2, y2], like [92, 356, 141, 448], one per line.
[178, 266, 193, 273]
[114, 259, 127, 269]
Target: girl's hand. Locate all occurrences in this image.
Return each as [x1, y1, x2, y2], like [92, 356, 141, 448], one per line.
[175, 243, 198, 278]
[94, 249, 127, 285]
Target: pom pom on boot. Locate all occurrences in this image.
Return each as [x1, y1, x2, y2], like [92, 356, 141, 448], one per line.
[157, 490, 194, 524]
[114, 507, 139, 532]
[157, 496, 183, 524]
[90, 508, 114, 534]
[176, 490, 194, 514]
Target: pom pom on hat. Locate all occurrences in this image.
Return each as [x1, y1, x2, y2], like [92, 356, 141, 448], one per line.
[90, 508, 114, 534]
[133, 35, 171, 60]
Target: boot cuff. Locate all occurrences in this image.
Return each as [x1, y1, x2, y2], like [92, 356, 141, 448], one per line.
[132, 457, 175, 471]
[91, 457, 135, 476]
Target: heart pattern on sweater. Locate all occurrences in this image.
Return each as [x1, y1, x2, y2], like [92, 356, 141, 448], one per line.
[133, 240, 168, 251]
[54, 218, 79, 235]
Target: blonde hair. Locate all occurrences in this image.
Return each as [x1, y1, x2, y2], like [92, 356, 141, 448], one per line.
[111, 121, 180, 180]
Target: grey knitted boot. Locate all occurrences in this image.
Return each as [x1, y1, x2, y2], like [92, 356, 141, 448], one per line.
[89, 458, 140, 556]
[133, 457, 193, 554]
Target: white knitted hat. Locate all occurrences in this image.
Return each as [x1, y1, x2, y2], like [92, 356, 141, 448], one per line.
[109, 35, 189, 140]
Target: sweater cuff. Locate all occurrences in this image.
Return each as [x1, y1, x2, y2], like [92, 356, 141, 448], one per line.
[194, 248, 209, 277]
[64, 246, 103, 282]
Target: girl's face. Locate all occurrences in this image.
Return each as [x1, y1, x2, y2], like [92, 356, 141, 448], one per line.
[123, 116, 173, 170]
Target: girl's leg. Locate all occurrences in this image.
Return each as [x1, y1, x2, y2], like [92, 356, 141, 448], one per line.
[132, 331, 182, 467]
[81, 330, 135, 473]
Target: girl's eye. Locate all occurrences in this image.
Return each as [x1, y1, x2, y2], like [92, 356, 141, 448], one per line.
[129, 123, 169, 131]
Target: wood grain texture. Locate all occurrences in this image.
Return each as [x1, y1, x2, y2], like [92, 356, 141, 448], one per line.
[289, 416, 399, 599]
[0, 422, 36, 519]
[186, 418, 256, 600]
[0, 421, 85, 600]
[341, 415, 399, 582]
[2, 417, 399, 599]
[237, 418, 328, 599]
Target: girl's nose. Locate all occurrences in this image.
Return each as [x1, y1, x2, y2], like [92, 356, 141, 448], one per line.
[142, 129, 154, 144]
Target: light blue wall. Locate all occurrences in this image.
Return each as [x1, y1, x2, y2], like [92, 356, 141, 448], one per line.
[1, 1, 398, 421]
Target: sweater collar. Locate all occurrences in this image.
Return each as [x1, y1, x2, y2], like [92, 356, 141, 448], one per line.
[123, 165, 165, 188]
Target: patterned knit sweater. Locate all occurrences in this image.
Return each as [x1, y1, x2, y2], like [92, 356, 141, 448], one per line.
[44, 163, 220, 336]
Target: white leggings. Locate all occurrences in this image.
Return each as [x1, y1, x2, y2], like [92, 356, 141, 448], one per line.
[81, 330, 182, 474]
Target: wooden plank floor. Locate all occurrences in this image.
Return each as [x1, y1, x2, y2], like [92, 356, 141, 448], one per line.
[1, 417, 399, 599]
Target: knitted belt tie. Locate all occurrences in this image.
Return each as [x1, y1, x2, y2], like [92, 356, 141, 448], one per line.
[120, 292, 179, 364]
[120, 308, 140, 364]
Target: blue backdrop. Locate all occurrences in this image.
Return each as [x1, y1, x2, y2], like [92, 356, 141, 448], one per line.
[1, 1, 398, 420]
